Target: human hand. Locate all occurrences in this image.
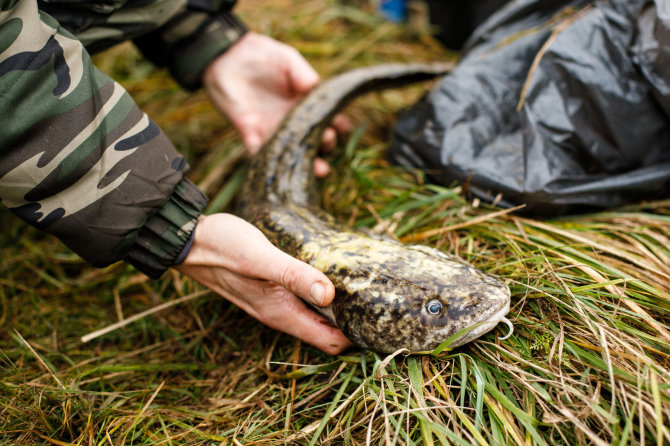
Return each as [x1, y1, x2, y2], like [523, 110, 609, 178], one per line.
[174, 213, 354, 355]
[202, 32, 349, 177]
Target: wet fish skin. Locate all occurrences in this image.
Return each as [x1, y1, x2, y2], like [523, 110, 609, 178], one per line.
[238, 63, 511, 354]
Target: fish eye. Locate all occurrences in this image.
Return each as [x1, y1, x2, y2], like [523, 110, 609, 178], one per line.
[426, 299, 443, 316]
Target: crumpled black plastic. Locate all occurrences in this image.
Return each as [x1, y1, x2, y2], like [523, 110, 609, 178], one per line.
[388, 0, 670, 216]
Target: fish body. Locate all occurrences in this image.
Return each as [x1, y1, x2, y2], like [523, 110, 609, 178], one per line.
[238, 63, 511, 354]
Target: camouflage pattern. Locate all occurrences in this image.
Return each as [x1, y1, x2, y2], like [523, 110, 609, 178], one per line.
[40, 0, 245, 90]
[0, 0, 246, 278]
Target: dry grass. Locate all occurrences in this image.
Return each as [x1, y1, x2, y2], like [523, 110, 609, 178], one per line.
[1, 1, 669, 444]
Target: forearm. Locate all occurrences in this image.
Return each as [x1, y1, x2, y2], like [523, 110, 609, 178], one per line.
[38, 0, 247, 91]
[0, 0, 207, 277]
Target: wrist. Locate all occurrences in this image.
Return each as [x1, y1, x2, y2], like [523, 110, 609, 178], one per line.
[202, 31, 257, 87]
[174, 226, 197, 265]
[125, 180, 208, 278]
[173, 11, 248, 90]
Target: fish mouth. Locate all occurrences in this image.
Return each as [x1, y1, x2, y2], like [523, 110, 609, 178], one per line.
[448, 299, 512, 348]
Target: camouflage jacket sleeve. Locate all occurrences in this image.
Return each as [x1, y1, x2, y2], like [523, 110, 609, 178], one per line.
[40, 0, 248, 90]
[0, 0, 211, 278]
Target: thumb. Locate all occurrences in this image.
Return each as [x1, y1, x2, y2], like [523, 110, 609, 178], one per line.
[211, 213, 336, 306]
[243, 131, 263, 154]
[268, 250, 335, 307]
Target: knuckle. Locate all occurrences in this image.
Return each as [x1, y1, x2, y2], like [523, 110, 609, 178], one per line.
[279, 266, 303, 294]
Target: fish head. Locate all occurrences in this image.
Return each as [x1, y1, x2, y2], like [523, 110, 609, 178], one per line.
[326, 240, 511, 354]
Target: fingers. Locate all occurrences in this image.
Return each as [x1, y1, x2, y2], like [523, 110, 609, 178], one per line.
[312, 125, 339, 178]
[285, 46, 320, 94]
[314, 158, 330, 178]
[180, 262, 353, 355]
[321, 127, 337, 152]
[203, 263, 352, 354]
[331, 114, 351, 134]
[244, 133, 264, 154]
[239, 125, 264, 154]
[314, 114, 351, 177]
[320, 115, 351, 153]
[279, 305, 355, 355]
[257, 286, 354, 355]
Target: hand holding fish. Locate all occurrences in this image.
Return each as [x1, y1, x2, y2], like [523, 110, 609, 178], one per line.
[203, 32, 349, 177]
[174, 213, 354, 355]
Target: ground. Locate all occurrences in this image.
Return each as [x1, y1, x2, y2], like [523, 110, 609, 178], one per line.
[1, 1, 669, 445]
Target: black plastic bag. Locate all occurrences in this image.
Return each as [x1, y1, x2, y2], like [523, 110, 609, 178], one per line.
[389, 0, 670, 215]
[424, 0, 511, 50]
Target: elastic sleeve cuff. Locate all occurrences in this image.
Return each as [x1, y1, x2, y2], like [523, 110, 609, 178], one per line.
[170, 12, 248, 90]
[125, 179, 208, 279]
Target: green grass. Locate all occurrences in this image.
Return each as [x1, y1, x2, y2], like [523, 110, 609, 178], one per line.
[1, 1, 669, 444]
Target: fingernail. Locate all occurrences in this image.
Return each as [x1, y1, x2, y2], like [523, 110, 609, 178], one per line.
[310, 281, 326, 305]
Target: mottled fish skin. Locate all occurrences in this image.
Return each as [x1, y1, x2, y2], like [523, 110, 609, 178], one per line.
[238, 63, 511, 354]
